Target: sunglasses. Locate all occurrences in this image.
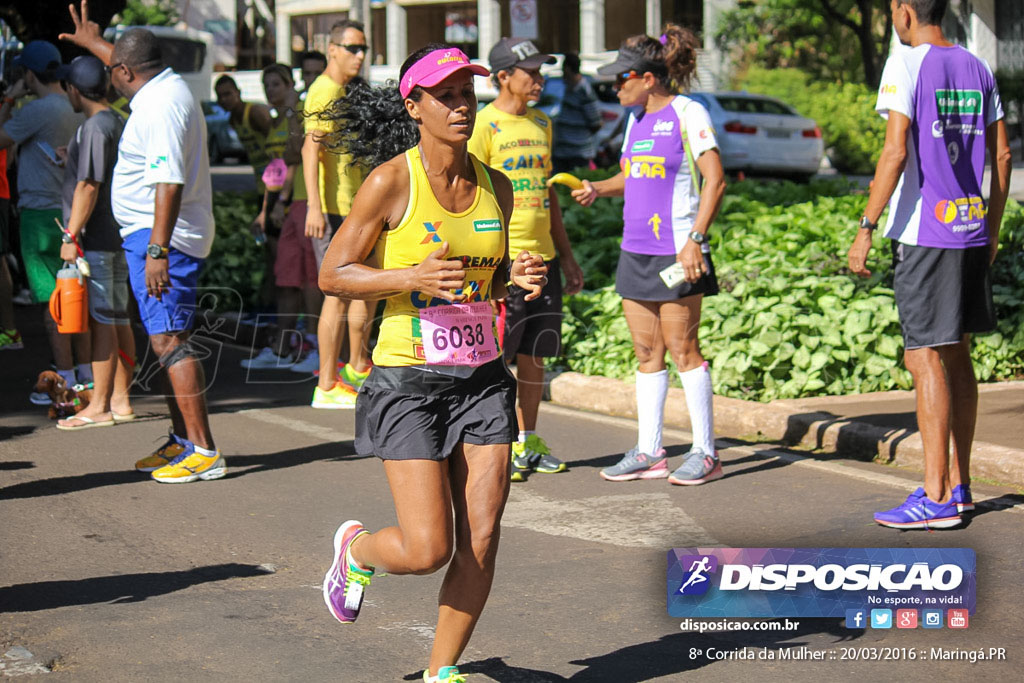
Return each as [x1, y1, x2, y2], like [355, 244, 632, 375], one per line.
[332, 43, 369, 55]
[615, 70, 640, 87]
[104, 62, 124, 74]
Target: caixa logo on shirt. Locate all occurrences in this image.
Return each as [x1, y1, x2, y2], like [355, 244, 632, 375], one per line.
[667, 548, 976, 618]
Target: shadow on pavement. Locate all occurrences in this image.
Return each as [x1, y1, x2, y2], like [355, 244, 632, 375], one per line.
[0, 563, 272, 613]
[782, 411, 918, 461]
[0, 442, 368, 501]
[0, 461, 35, 471]
[415, 620, 862, 682]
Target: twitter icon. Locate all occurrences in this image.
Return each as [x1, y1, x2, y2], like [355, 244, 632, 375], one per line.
[871, 609, 892, 629]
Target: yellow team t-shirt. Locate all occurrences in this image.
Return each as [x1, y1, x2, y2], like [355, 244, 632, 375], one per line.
[373, 147, 506, 367]
[303, 74, 363, 216]
[468, 103, 556, 260]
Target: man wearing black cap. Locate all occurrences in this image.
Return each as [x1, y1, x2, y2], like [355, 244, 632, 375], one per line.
[55, 55, 135, 431]
[0, 40, 86, 398]
[469, 38, 584, 481]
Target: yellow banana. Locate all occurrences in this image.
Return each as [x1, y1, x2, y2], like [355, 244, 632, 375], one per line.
[547, 172, 584, 190]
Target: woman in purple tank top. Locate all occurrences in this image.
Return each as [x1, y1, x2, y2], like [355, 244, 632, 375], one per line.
[570, 24, 728, 485]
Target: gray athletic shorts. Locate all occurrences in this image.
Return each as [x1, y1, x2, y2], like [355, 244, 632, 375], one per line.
[892, 241, 995, 349]
[355, 359, 517, 461]
[615, 250, 718, 301]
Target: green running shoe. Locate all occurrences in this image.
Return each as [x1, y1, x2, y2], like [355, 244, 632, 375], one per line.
[511, 434, 566, 475]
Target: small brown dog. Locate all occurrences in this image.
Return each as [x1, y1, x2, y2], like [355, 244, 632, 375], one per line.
[34, 370, 92, 419]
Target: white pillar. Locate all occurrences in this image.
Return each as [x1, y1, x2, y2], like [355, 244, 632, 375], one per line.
[478, 0, 502, 60]
[386, 0, 407, 66]
[276, 11, 292, 64]
[968, 0, 997, 68]
[645, 0, 661, 37]
[580, 0, 605, 54]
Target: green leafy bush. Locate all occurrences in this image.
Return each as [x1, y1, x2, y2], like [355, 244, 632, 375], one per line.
[736, 67, 885, 175]
[556, 174, 1024, 401]
[198, 192, 266, 311]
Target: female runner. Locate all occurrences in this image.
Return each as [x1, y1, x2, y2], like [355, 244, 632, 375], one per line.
[572, 25, 727, 485]
[317, 44, 547, 683]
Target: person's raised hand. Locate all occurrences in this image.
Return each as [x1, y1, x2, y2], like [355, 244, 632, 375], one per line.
[414, 242, 466, 303]
[59, 1, 103, 52]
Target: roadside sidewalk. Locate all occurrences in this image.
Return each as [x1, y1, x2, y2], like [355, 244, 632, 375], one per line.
[548, 372, 1024, 489]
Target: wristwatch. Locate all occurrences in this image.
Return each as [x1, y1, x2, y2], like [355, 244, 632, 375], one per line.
[146, 244, 169, 259]
[688, 230, 706, 245]
[61, 232, 75, 244]
[859, 215, 878, 231]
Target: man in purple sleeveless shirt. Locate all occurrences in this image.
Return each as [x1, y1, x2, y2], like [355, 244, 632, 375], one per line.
[847, 0, 1012, 530]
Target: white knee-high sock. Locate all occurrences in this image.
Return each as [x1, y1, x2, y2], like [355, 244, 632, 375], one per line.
[636, 369, 668, 455]
[679, 362, 715, 455]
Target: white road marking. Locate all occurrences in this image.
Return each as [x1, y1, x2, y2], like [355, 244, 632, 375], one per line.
[504, 488, 720, 547]
[540, 403, 1024, 516]
[237, 408, 354, 443]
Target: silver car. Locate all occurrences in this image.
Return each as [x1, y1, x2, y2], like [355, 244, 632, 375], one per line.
[687, 92, 824, 181]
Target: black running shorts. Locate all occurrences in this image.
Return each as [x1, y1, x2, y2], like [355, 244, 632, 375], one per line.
[892, 242, 995, 350]
[503, 258, 563, 362]
[615, 249, 718, 302]
[355, 359, 517, 461]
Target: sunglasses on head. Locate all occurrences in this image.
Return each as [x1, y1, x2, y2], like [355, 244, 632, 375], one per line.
[332, 43, 369, 55]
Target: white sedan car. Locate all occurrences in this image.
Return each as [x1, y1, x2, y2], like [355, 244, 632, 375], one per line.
[687, 92, 824, 181]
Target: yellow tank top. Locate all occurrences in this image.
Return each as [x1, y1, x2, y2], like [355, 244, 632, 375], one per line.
[373, 147, 506, 367]
[263, 110, 290, 160]
[234, 102, 270, 173]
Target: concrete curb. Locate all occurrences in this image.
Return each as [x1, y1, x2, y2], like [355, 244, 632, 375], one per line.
[547, 371, 1024, 488]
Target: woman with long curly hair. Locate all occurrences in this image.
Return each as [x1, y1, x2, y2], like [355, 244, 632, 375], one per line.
[572, 24, 728, 485]
[317, 44, 547, 683]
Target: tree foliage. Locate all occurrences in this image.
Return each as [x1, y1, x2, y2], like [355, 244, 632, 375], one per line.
[715, 0, 892, 88]
[115, 0, 179, 27]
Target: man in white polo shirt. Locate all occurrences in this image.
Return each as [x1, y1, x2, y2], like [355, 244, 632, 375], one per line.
[62, 4, 224, 483]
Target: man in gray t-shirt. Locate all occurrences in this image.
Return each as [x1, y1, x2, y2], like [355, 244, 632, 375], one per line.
[56, 55, 136, 430]
[0, 40, 86, 402]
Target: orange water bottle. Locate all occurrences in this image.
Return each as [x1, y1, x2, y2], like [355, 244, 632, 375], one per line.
[49, 263, 89, 334]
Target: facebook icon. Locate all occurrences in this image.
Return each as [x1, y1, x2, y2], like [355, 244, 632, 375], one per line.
[845, 609, 867, 629]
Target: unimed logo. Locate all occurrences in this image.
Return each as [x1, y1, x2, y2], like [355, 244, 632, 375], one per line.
[935, 89, 982, 115]
[677, 555, 718, 596]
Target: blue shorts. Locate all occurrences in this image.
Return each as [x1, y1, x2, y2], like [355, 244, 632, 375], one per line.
[84, 250, 130, 325]
[123, 230, 204, 335]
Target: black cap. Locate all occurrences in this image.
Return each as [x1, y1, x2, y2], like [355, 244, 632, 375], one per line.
[488, 38, 555, 73]
[66, 56, 108, 98]
[597, 45, 665, 77]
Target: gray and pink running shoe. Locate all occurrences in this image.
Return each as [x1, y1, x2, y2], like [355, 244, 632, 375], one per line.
[600, 447, 669, 481]
[323, 520, 373, 623]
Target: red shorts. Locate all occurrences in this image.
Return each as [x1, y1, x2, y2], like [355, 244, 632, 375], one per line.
[274, 200, 319, 288]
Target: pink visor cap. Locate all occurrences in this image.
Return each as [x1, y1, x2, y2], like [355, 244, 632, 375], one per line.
[400, 48, 490, 98]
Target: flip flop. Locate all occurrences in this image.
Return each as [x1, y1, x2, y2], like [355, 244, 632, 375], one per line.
[112, 411, 137, 423]
[56, 415, 116, 431]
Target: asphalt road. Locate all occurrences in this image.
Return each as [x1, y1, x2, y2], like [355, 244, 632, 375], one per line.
[2, 334, 1023, 681]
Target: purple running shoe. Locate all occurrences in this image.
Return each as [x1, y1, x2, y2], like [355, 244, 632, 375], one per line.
[323, 520, 373, 623]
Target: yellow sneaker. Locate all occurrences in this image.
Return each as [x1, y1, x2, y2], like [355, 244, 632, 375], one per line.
[339, 363, 371, 390]
[135, 432, 187, 472]
[311, 381, 358, 409]
[151, 445, 227, 484]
